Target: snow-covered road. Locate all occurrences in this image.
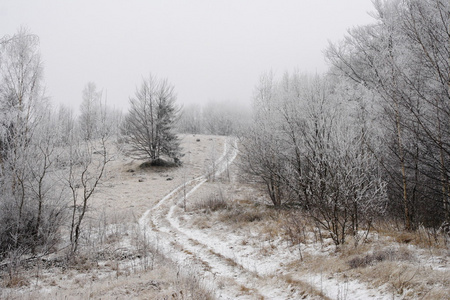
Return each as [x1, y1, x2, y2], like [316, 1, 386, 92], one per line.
[138, 138, 388, 300]
[138, 138, 297, 299]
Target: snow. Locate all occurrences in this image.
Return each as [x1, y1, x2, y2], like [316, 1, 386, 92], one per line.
[3, 134, 448, 299]
[138, 136, 390, 299]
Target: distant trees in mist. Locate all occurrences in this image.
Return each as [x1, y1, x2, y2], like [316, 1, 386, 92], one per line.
[177, 100, 250, 136]
[79, 82, 102, 141]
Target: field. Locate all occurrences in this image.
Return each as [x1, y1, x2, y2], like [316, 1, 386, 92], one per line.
[1, 135, 449, 299]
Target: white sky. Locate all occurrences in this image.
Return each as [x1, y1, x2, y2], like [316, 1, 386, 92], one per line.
[0, 0, 375, 112]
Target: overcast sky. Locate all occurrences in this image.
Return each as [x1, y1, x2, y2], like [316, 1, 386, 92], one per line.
[1, 0, 375, 112]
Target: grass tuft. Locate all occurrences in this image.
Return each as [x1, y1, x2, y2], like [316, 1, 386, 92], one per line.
[347, 246, 415, 269]
[192, 191, 228, 212]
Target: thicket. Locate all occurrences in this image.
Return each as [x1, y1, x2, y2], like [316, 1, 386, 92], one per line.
[240, 0, 449, 245]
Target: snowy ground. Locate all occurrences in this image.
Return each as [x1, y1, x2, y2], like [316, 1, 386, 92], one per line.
[1, 134, 449, 299]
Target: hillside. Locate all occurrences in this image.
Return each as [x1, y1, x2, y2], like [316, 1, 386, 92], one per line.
[1, 135, 449, 299]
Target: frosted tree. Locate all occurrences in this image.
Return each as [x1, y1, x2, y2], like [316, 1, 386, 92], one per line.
[240, 71, 290, 206]
[123, 74, 181, 163]
[79, 82, 101, 141]
[326, 0, 449, 228]
[66, 98, 114, 255]
[241, 71, 387, 244]
[0, 28, 64, 256]
[0, 28, 43, 163]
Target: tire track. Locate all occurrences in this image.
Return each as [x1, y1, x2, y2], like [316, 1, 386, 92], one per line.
[139, 138, 301, 299]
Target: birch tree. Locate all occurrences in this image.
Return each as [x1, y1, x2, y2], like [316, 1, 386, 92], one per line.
[0, 28, 65, 256]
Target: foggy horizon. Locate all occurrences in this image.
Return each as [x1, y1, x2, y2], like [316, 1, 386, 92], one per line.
[1, 0, 375, 112]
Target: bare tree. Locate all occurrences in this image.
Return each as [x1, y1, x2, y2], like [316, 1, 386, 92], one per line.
[298, 76, 386, 245]
[240, 71, 290, 207]
[79, 82, 101, 141]
[55, 104, 76, 146]
[66, 99, 113, 255]
[27, 110, 67, 254]
[0, 28, 58, 256]
[122, 74, 181, 163]
[0, 27, 43, 164]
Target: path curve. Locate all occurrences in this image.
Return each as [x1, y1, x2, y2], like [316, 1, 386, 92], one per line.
[138, 138, 305, 299]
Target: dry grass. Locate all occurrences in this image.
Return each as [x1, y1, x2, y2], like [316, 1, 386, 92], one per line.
[355, 261, 450, 298]
[281, 274, 332, 300]
[190, 215, 212, 229]
[281, 210, 313, 246]
[239, 284, 254, 294]
[331, 224, 450, 299]
[191, 190, 228, 212]
[287, 252, 347, 275]
[3, 274, 29, 288]
[373, 221, 449, 250]
[217, 200, 273, 226]
[346, 246, 415, 269]
[190, 178, 450, 299]
[0, 215, 214, 300]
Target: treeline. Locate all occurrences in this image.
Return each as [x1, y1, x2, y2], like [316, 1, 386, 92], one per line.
[240, 0, 448, 244]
